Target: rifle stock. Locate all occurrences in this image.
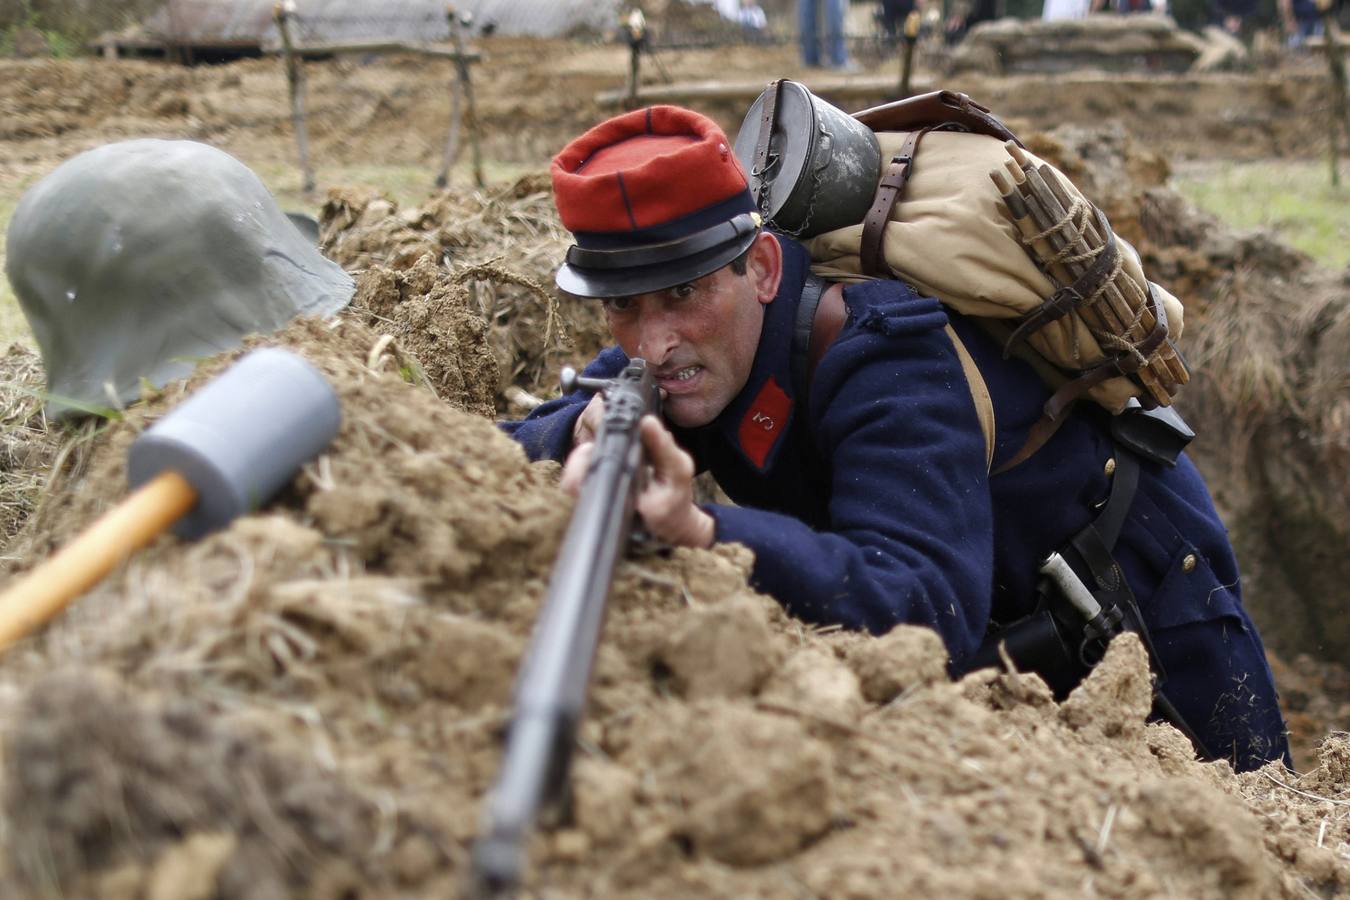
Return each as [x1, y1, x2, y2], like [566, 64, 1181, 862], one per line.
[471, 358, 661, 896]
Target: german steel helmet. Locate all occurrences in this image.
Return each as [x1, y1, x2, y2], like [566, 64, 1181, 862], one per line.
[5, 139, 353, 418]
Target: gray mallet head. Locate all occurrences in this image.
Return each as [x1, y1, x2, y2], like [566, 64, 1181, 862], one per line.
[5, 139, 353, 420]
[127, 348, 341, 539]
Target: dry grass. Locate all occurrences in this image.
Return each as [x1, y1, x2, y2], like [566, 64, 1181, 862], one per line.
[0, 345, 54, 556]
[1181, 253, 1348, 476]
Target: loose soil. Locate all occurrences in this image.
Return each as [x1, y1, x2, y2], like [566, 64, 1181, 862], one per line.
[0, 311, 1347, 900]
[0, 32, 1347, 900]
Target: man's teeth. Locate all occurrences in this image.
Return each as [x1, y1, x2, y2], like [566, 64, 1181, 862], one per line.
[672, 366, 699, 381]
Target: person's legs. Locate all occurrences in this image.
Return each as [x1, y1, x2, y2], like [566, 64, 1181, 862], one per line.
[799, 0, 821, 65]
[826, 0, 849, 67]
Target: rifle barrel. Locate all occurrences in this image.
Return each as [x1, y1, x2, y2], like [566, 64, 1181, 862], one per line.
[471, 359, 658, 895]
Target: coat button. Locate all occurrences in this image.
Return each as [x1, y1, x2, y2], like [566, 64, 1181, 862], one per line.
[1104, 457, 1116, 476]
[1182, 553, 1197, 573]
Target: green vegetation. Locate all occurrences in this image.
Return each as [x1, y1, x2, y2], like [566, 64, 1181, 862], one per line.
[1, 3, 85, 59]
[1, 0, 164, 58]
[1171, 159, 1350, 270]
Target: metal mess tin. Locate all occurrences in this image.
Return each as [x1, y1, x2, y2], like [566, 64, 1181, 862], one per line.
[733, 79, 881, 239]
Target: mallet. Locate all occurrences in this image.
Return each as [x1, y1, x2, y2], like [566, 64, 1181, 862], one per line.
[0, 347, 341, 650]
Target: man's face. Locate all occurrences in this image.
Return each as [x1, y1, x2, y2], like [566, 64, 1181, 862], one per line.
[600, 233, 782, 428]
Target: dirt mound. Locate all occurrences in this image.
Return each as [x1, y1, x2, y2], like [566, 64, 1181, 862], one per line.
[1272, 653, 1350, 771]
[320, 177, 608, 405]
[951, 16, 1206, 76]
[0, 271, 1347, 898]
[1139, 194, 1348, 664]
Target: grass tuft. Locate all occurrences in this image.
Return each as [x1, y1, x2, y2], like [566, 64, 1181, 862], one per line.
[1171, 160, 1350, 269]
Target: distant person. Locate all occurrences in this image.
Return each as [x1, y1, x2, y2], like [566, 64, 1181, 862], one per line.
[1042, 0, 1092, 21]
[878, 0, 917, 42]
[945, 0, 998, 43]
[716, 0, 769, 33]
[1279, 0, 1325, 45]
[1211, 0, 1258, 37]
[799, 0, 854, 69]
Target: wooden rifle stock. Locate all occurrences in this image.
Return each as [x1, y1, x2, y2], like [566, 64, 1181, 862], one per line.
[470, 358, 661, 896]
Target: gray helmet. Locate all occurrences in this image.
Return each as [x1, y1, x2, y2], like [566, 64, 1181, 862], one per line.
[5, 139, 353, 419]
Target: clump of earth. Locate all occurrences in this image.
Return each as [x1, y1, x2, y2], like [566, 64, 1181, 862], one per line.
[319, 176, 608, 408]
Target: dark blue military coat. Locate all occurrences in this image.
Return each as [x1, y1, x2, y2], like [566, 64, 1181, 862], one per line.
[503, 236, 1289, 772]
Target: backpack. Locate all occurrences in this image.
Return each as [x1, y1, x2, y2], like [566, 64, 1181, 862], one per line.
[734, 83, 1189, 472]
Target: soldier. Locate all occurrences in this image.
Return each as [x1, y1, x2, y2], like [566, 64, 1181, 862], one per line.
[502, 105, 1291, 772]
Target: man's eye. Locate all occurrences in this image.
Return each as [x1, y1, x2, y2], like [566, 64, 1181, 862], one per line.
[671, 283, 696, 300]
[603, 297, 634, 313]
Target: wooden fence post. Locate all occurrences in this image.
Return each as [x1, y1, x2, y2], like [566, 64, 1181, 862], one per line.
[273, 1, 316, 195]
[1318, 0, 1346, 186]
[436, 4, 484, 189]
[899, 11, 920, 99]
[622, 9, 648, 110]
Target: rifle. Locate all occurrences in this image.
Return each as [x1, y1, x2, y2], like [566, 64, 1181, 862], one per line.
[470, 358, 661, 896]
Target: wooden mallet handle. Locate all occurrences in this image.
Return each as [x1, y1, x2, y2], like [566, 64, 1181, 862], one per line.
[0, 471, 198, 650]
[0, 348, 339, 653]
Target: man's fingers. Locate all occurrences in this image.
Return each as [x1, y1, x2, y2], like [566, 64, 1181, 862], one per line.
[572, 393, 606, 447]
[639, 415, 694, 484]
[634, 416, 714, 548]
[558, 441, 594, 497]
[566, 413, 709, 547]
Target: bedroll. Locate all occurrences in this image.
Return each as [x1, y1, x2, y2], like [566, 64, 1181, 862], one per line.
[735, 84, 1190, 460]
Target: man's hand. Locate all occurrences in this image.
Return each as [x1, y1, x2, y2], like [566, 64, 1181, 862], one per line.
[559, 413, 715, 549]
[571, 393, 606, 448]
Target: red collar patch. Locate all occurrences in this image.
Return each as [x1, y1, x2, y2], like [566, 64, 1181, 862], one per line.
[737, 376, 791, 470]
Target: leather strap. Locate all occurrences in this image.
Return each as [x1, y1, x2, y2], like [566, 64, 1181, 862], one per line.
[790, 273, 827, 405]
[992, 346, 1141, 476]
[854, 90, 1022, 280]
[945, 325, 996, 473]
[860, 128, 930, 278]
[808, 281, 848, 380]
[852, 90, 1024, 148]
[787, 277, 844, 492]
[1089, 443, 1139, 552]
[750, 79, 785, 218]
[1002, 207, 1120, 356]
[993, 222, 1174, 475]
[1060, 447, 1212, 759]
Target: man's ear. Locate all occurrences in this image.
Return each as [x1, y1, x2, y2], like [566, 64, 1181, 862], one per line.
[747, 232, 782, 306]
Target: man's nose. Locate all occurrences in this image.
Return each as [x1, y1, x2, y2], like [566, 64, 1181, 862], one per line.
[635, 313, 678, 365]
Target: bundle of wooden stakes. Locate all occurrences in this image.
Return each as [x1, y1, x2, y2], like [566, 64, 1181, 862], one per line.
[989, 142, 1188, 409]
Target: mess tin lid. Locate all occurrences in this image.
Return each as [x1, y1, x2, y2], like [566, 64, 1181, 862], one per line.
[732, 80, 882, 239]
[733, 80, 819, 231]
